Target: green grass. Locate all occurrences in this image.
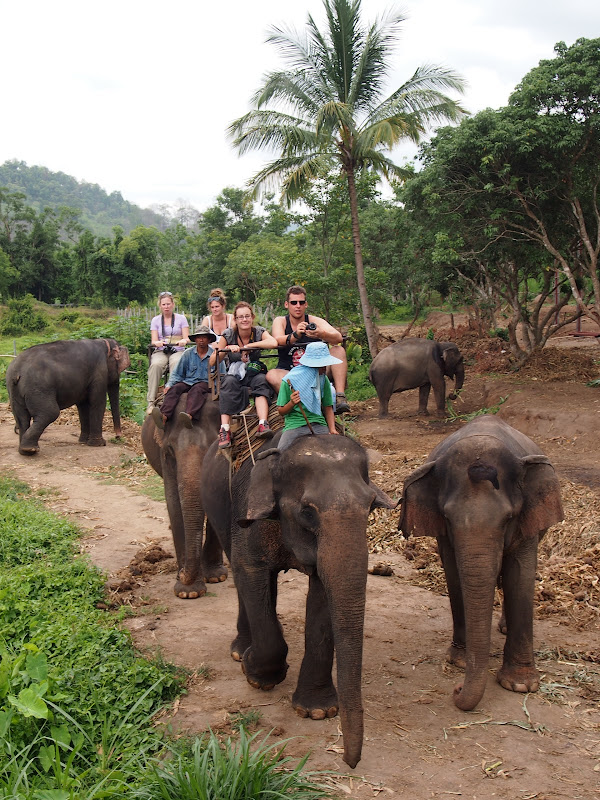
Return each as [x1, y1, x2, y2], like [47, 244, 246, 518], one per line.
[133, 728, 334, 800]
[0, 473, 333, 798]
[346, 363, 376, 402]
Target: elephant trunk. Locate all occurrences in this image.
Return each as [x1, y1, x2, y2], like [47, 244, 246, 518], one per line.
[107, 382, 122, 436]
[318, 516, 369, 768]
[453, 549, 500, 711]
[448, 362, 465, 400]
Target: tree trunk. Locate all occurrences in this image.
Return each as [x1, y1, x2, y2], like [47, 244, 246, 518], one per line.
[345, 169, 379, 359]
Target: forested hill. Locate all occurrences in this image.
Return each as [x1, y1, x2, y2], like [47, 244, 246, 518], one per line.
[0, 160, 167, 236]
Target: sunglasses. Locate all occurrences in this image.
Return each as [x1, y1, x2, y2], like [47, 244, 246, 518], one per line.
[208, 296, 223, 302]
[159, 291, 173, 298]
[288, 299, 307, 305]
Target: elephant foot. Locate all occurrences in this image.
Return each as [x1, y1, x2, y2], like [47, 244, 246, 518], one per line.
[19, 445, 39, 456]
[446, 642, 466, 670]
[434, 410, 446, 418]
[496, 663, 539, 694]
[229, 635, 250, 662]
[292, 684, 338, 720]
[86, 438, 107, 447]
[497, 614, 507, 635]
[417, 409, 430, 416]
[174, 576, 207, 599]
[204, 563, 228, 584]
[231, 634, 251, 663]
[242, 649, 288, 690]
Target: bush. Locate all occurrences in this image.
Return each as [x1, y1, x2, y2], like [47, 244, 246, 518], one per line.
[0, 295, 49, 335]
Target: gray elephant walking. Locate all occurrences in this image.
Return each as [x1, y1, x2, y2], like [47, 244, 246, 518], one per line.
[6, 338, 130, 455]
[400, 415, 563, 711]
[369, 338, 464, 418]
[201, 433, 395, 769]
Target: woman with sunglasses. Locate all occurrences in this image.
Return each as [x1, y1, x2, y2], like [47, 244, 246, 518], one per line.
[146, 292, 190, 414]
[201, 288, 234, 337]
[209, 301, 277, 448]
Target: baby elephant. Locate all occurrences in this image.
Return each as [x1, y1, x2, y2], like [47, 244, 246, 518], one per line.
[400, 415, 563, 711]
[6, 338, 130, 455]
[369, 338, 464, 418]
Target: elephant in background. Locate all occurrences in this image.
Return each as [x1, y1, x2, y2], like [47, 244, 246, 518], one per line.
[369, 338, 464, 418]
[6, 338, 130, 455]
[201, 433, 396, 769]
[141, 396, 226, 599]
[400, 415, 563, 711]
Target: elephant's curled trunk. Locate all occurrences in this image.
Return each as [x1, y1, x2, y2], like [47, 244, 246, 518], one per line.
[453, 553, 499, 711]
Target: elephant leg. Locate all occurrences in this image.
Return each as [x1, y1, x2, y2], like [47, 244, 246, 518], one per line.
[202, 520, 227, 584]
[231, 586, 252, 662]
[496, 538, 540, 693]
[376, 386, 391, 418]
[85, 385, 107, 446]
[76, 401, 91, 444]
[437, 536, 466, 669]
[292, 573, 338, 720]
[239, 566, 288, 690]
[18, 400, 60, 455]
[418, 384, 431, 415]
[431, 378, 446, 416]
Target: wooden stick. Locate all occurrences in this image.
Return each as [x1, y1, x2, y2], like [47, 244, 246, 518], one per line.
[286, 379, 314, 434]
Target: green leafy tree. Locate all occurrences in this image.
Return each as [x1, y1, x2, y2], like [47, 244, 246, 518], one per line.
[229, 0, 465, 356]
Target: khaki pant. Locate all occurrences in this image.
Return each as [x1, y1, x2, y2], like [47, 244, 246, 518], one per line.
[147, 349, 185, 405]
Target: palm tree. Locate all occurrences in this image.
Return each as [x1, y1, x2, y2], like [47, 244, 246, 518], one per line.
[229, 0, 465, 357]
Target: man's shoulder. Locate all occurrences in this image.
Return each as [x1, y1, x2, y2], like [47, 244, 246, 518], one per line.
[271, 314, 287, 325]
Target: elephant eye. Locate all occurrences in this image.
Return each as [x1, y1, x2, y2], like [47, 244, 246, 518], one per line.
[298, 504, 319, 533]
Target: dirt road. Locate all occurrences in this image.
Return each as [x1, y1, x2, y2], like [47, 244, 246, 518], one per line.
[1, 351, 599, 799]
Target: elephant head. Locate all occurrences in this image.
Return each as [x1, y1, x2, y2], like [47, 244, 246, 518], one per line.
[400, 415, 563, 711]
[241, 435, 396, 769]
[438, 342, 464, 400]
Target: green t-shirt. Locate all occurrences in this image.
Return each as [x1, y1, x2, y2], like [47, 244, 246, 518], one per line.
[277, 375, 333, 431]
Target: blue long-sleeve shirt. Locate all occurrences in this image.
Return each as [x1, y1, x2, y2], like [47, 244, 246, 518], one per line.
[166, 346, 224, 388]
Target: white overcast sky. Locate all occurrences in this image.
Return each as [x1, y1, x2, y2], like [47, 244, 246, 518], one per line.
[2, 0, 597, 212]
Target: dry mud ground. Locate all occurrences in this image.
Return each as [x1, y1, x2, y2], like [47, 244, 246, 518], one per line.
[1, 331, 599, 799]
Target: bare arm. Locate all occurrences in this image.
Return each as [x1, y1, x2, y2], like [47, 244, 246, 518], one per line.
[324, 405, 338, 434]
[271, 316, 288, 346]
[306, 315, 343, 345]
[177, 325, 190, 347]
[209, 336, 228, 367]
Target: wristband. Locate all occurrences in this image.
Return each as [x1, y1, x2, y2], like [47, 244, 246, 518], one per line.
[286, 333, 292, 346]
[293, 329, 301, 339]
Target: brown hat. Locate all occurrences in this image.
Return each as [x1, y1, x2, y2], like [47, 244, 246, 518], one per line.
[190, 325, 217, 342]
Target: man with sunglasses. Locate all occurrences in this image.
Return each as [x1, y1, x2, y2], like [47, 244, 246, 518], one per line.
[266, 285, 350, 413]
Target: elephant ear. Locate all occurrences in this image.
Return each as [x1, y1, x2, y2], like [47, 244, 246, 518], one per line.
[238, 449, 281, 527]
[519, 455, 564, 539]
[369, 482, 397, 511]
[399, 460, 445, 538]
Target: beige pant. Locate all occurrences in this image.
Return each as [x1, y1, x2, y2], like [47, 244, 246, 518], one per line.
[147, 349, 185, 405]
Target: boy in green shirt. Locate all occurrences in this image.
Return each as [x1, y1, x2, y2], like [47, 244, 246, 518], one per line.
[276, 341, 341, 450]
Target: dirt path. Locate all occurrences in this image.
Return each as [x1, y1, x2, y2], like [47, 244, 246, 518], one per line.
[1, 365, 599, 799]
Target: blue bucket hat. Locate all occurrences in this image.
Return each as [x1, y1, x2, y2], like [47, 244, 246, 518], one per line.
[298, 341, 342, 367]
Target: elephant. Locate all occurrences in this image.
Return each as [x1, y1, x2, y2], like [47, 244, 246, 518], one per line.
[6, 338, 130, 455]
[368, 338, 464, 418]
[399, 415, 563, 712]
[200, 432, 396, 769]
[141, 395, 227, 599]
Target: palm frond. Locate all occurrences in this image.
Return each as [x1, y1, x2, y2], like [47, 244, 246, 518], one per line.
[246, 153, 337, 204]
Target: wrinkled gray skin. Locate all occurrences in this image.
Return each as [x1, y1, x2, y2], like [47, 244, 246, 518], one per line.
[400, 416, 563, 711]
[141, 396, 226, 599]
[201, 433, 395, 769]
[369, 339, 464, 418]
[6, 338, 130, 455]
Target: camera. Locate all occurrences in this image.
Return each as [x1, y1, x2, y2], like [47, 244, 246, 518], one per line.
[306, 322, 317, 331]
[163, 345, 176, 356]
